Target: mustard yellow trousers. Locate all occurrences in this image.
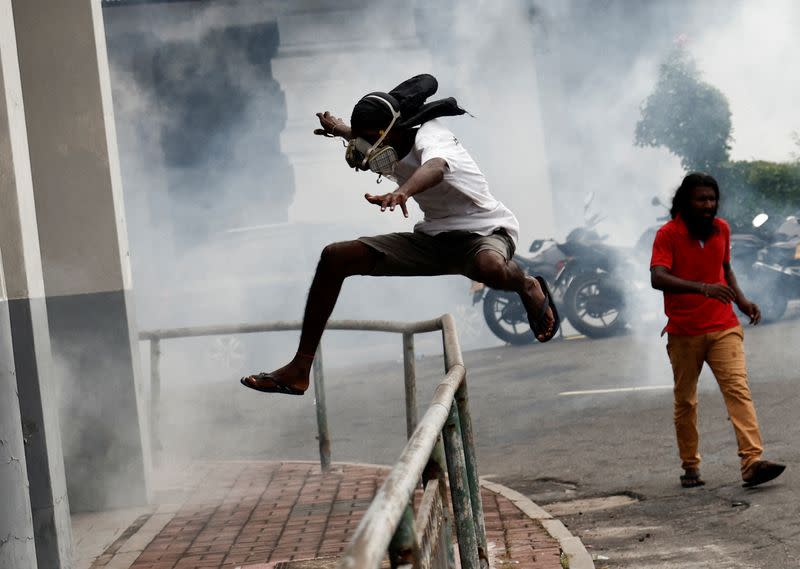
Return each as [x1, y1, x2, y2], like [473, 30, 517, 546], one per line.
[666, 325, 763, 474]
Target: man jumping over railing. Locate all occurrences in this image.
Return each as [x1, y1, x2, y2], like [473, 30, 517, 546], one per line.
[241, 74, 559, 395]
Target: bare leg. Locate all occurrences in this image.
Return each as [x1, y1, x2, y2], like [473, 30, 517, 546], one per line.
[469, 250, 555, 341]
[242, 241, 379, 393]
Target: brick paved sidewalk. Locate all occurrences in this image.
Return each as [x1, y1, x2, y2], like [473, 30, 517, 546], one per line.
[88, 461, 562, 569]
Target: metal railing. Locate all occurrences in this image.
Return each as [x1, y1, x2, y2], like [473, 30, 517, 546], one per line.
[139, 314, 488, 569]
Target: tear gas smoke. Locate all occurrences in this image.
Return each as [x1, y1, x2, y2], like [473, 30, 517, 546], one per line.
[94, 0, 800, 467]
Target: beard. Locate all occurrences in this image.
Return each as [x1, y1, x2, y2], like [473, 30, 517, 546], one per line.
[685, 211, 717, 240]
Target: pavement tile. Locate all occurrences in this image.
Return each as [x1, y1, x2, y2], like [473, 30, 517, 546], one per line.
[93, 461, 562, 569]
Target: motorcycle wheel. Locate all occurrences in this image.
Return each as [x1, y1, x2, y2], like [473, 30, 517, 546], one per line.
[563, 272, 627, 338]
[752, 289, 788, 323]
[482, 288, 535, 345]
[743, 270, 789, 324]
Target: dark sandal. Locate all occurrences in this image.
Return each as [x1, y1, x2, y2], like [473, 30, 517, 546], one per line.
[742, 460, 786, 488]
[240, 373, 305, 396]
[680, 470, 706, 488]
[529, 276, 561, 343]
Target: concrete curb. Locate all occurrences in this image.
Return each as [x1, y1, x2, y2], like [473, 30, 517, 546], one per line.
[480, 478, 595, 569]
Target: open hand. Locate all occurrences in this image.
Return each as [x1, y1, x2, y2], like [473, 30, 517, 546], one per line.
[704, 283, 736, 303]
[314, 111, 346, 137]
[737, 299, 761, 325]
[365, 192, 409, 217]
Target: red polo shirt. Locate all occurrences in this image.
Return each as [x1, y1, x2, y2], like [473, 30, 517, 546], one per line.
[650, 216, 740, 336]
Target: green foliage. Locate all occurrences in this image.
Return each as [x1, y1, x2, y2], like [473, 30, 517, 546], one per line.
[635, 47, 732, 171]
[637, 46, 800, 230]
[792, 131, 800, 162]
[716, 160, 800, 231]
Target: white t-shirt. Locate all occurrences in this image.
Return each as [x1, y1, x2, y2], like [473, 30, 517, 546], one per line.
[389, 119, 520, 246]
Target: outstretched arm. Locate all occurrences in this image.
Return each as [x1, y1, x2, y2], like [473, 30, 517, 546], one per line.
[365, 157, 448, 217]
[314, 111, 352, 139]
[724, 262, 761, 324]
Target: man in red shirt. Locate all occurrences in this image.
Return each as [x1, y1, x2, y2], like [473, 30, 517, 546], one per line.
[651, 172, 785, 489]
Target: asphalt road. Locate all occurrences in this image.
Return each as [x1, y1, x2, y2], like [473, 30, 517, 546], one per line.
[160, 310, 800, 568]
[476, 318, 800, 569]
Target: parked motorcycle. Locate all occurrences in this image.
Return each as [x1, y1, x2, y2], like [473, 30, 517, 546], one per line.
[473, 193, 611, 345]
[553, 196, 669, 339]
[710, 210, 794, 323]
[555, 225, 637, 338]
[474, 194, 672, 343]
[730, 212, 771, 270]
[473, 237, 566, 345]
[749, 212, 800, 321]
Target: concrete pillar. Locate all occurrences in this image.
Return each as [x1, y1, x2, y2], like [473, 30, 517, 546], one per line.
[0, 2, 73, 567]
[11, 0, 150, 512]
[0, 250, 38, 569]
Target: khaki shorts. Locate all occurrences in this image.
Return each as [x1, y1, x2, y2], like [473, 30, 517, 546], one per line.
[358, 229, 515, 277]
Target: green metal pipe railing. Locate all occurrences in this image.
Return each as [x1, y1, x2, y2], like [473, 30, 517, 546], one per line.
[139, 314, 487, 569]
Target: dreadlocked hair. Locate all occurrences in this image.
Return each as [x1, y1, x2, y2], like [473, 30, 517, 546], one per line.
[670, 172, 720, 219]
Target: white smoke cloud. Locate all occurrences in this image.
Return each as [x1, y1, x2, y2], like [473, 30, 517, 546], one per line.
[692, 0, 800, 162]
[99, 0, 800, 471]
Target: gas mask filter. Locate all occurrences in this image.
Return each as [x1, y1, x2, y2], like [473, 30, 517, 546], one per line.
[346, 138, 399, 176]
[345, 94, 401, 178]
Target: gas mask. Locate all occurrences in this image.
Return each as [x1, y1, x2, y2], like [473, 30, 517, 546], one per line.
[345, 94, 401, 178]
[345, 138, 399, 176]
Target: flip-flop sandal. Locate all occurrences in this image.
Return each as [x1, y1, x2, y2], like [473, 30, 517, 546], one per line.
[529, 276, 561, 343]
[240, 373, 305, 396]
[680, 470, 706, 488]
